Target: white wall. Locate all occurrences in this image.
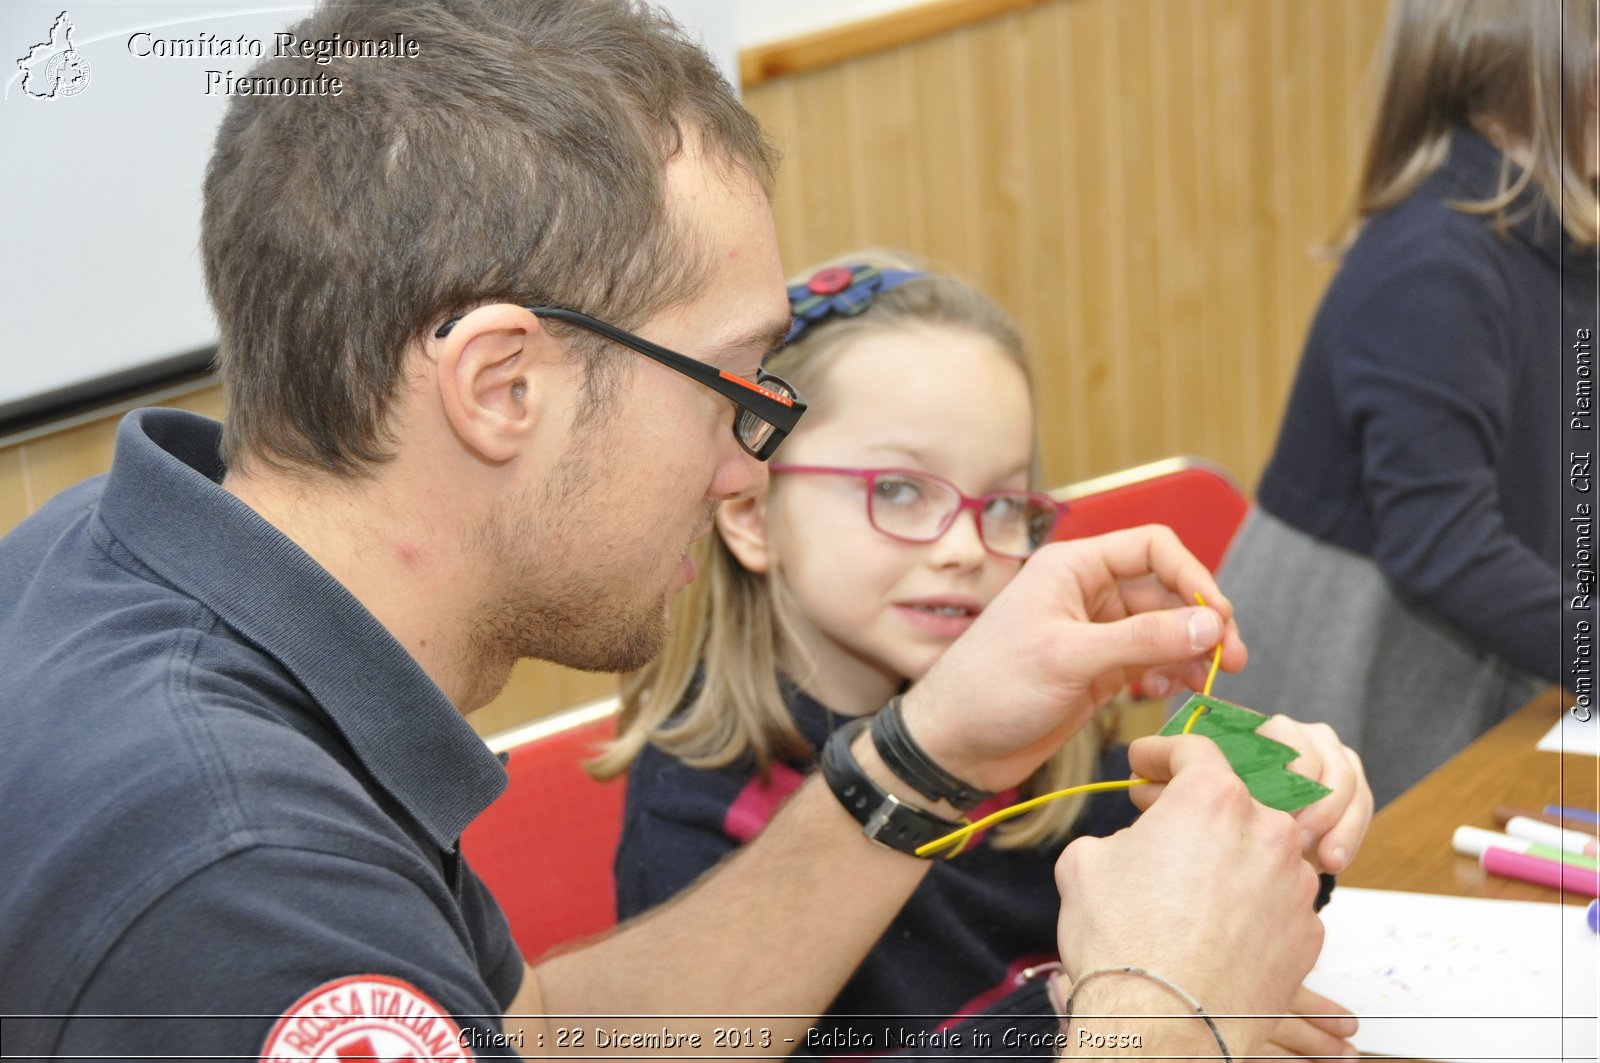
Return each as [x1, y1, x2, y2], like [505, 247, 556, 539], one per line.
[0, 0, 742, 418]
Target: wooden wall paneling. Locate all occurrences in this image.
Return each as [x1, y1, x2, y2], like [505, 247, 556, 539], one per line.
[789, 65, 861, 265]
[843, 49, 924, 256]
[558, 669, 622, 713]
[163, 384, 226, 421]
[962, 16, 1025, 309]
[1266, 0, 1300, 456]
[19, 420, 120, 513]
[1108, 0, 1165, 466]
[1015, 1, 1085, 488]
[740, 0, 1055, 89]
[909, 32, 979, 274]
[1223, 2, 1251, 474]
[1059, 0, 1123, 479]
[0, 448, 29, 534]
[1238, 0, 1281, 475]
[1289, 0, 1334, 402]
[1148, 0, 1200, 470]
[1104, 0, 1147, 469]
[472, 659, 618, 738]
[1304, 1, 1336, 274]
[1206, 0, 1252, 479]
[745, 79, 809, 268]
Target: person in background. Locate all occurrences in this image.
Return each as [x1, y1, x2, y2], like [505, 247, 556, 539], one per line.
[1215, 0, 1598, 805]
[599, 255, 1372, 1060]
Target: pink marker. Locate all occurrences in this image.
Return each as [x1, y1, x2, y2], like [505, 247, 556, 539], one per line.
[1482, 846, 1600, 898]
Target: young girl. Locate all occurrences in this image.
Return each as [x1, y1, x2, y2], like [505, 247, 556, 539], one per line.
[593, 255, 1368, 1051]
[593, 258, 1124, 1041]
[1214, 0, 1598, 805]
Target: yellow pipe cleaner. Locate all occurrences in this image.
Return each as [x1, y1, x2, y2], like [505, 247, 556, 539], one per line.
[913, 593, 1220, 859]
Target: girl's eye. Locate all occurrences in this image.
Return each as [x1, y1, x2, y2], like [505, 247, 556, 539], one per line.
[983, 495, 1025, 522]
[873, 476, 926, 507]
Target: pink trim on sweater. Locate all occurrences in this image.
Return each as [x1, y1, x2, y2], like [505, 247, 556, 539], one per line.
[722, 762, 808, 843]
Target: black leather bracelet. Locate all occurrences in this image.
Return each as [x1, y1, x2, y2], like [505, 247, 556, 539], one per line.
[869, 694, 995, 812]
[821, 717, 963, 857]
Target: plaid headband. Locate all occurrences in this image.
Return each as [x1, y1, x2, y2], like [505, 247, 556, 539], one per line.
[784, 264, 925, 346]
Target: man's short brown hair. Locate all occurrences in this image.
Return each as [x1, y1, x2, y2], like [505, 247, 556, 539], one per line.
[203, 0, 777, 476]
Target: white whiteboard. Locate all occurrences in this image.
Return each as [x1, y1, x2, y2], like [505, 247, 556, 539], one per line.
[0, 0, 738, 426]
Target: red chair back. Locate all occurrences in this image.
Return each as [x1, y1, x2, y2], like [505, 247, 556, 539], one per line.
[461, 699, 624, 962]
[1049, 457, 1248, 572]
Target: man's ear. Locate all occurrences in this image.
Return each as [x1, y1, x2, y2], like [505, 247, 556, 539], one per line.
[434, 305, 557, 463]
[716, 492, 772, 574]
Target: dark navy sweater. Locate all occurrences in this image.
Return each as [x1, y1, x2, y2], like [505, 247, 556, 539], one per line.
[1257, 126, 1596, 683]
[616, 681, 1138, 1057]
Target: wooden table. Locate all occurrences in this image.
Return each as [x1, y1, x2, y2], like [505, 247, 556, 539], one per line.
[1342, 686, 1598, 903]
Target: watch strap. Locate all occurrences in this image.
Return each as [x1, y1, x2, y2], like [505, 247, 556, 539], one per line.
[821, 717, 962, 858]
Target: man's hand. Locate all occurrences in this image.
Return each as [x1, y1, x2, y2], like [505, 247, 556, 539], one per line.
[1056, 735, 1325, 1056]
[902, 526, 1245, 792]
[1129, 714, 1374, 874]
[1250, 984, 1359, 1060]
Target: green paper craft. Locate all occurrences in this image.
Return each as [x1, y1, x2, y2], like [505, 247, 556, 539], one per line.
[1157, 694, 1332, 812]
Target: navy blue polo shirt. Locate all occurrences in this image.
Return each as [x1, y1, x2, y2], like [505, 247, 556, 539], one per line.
[0, 409, 525, 1058]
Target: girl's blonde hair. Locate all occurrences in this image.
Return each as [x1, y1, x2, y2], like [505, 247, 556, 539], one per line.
[592, 251, 1106, 848]
[1352, 0, 1598, 245]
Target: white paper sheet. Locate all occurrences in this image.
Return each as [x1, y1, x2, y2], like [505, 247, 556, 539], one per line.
[1304, 888, 1597, 1063]
[1537, 711, 1600, 756]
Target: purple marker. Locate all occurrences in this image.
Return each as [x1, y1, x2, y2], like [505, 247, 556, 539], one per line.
[1590, 899, 1598, 933]
[1547, 805, 1600, 825]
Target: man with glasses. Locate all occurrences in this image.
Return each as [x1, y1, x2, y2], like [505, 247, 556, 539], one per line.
[436, 305, 807, 461]
[0, 0, 1362, 1059]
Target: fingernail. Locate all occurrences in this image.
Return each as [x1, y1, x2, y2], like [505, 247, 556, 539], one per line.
[1144, 674, 1170, 697]
[1187, 609, 1221, 653]
[1330, 845, 1349, 872]
[1339, 1015, 1359, 1037]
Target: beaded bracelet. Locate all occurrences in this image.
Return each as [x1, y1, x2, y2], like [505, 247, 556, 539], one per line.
[1058, 966, 1232, 1061]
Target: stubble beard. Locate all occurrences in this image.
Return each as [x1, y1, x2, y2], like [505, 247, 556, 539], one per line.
[467, 449, 675, 678]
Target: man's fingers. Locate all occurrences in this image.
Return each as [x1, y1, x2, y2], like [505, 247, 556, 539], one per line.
[1070, 607, 1236, 683]
[1246, 985, 1359, 1061]
[1252, 1018, 1357, 1062]
[1052, 525, 1229, 602]
[1288, 984, 1359, 1033]
[1127, 732, 1232, 783]
[1125, 732, 1235, 810]
[1127, 778, 1163, 811]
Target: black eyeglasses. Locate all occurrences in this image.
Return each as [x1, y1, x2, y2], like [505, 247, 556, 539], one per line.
[435, 305, 806, 460]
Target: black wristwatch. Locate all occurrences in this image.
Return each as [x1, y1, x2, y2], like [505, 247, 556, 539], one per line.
[821, 717, 962, 857]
